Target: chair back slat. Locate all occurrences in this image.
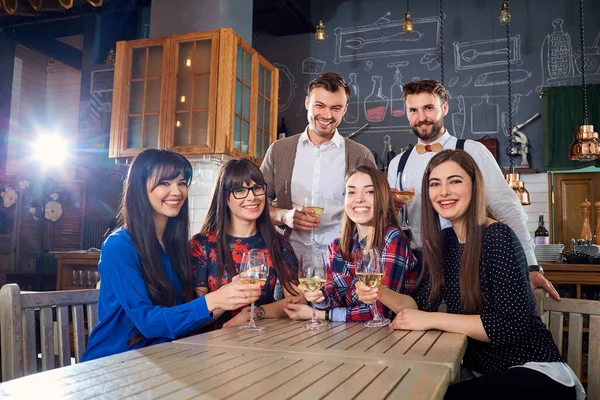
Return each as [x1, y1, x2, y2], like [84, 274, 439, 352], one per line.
[72, 304, 87, 363]
[535, 289, 600, 399]
[39, 307, 55, 372]
[567, 313, 583, 378]
[56, 306, 71, 367]
[0, 284, 100, 381]
[22, 309, 36, 376]
[87, 303, 98, 333]
[548, 311, 564, 351]
[590, 315, 600, 400]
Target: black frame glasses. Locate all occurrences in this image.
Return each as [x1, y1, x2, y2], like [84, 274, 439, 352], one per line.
[228, 183, 267, 199]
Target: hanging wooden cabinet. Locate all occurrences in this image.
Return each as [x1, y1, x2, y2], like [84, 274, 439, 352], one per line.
[109, 28, 279, 161]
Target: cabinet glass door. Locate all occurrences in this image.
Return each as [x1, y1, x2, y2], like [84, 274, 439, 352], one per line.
[255, 63, 272, 159]
[173, 38, 213, 148]
[233, 45, 253, 154]
[127, 45, 163, 149]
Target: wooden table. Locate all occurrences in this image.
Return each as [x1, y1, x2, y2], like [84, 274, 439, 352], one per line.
[175, 319, 467, 379]
[0, 340, 453, 399]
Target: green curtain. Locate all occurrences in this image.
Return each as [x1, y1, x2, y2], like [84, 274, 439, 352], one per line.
[543, 83, 600, 170]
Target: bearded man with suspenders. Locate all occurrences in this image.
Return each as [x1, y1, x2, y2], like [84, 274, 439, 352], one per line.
[387, 79, 559, 300]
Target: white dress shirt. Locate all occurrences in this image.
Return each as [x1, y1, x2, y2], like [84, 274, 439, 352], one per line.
[387, 130, 537, 266]
[289, 127, 346, 260]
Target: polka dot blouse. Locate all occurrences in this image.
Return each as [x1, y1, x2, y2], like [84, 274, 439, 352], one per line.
[414, 222, 563, 374]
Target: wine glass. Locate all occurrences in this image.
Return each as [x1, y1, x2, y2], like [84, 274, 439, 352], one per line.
[238, 250, 268, 331]
[394, 172, 415, 230]
[356, 248, 390, 327]
[303, 191, 324, 245]
[299, 251, 327, 330]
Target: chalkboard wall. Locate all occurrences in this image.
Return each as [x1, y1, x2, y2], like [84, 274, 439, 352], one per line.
[254, 0, 600, 172]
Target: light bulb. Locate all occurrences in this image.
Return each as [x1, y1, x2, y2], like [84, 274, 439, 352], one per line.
[402, 11, 414, 33]
[499, 0, 511, 25]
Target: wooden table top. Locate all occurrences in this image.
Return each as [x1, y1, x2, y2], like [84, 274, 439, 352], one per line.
[175, 319, 467, 378]
[0, 341, 452, 399]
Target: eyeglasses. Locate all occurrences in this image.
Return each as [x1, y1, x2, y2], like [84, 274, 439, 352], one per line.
[228, 183, 267, 199]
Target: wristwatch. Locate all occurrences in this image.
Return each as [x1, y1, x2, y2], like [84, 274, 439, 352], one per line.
[254, 305, 265, 320]
[528, 265, 544, 275]
[324, 309, 330, 322]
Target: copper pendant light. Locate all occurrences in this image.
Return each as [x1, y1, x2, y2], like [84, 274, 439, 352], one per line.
[569, 0, 600, 161]
[501, 1, 530, 205]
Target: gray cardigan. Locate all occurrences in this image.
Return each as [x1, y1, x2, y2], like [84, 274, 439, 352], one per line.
[260, 133, 376, 236]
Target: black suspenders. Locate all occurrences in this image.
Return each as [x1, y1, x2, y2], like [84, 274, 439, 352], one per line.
[395, 139, 466, 190]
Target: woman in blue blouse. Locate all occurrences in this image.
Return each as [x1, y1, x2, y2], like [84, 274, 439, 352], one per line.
[190, 158, 299, 330]
[82, 149, 260, 361]
[357, 150, 584, 399]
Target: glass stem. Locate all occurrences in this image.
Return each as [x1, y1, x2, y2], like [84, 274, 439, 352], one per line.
[402, 204, 408, 226]
[311, 302, 317, 323]
[249, 301, 256, 327]
[371, 303, 381, 321]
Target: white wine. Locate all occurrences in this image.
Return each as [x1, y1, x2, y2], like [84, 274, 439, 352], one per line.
[395, 190, 415, 203]
[239, 278, 267, 288]
[299, 277, 326, 292]
[310, 207, 324, 218]
[356, 272, 384, 288]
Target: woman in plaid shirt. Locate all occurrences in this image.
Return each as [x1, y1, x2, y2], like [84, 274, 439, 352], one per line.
[284, 165, 418, 323]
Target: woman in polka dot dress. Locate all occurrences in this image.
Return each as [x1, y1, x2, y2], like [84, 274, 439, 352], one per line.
[357, 150, 584, 399]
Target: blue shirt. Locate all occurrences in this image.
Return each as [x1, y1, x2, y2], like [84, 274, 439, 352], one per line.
[82, 228, 212, 361]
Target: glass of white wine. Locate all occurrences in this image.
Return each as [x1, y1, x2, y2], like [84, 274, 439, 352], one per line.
[395, 172, 415, 230]
[304, 191, 324, 245]
[238, 249, 268, 331]
[356, 248, 390, 327]
[299, 251, 327, 330]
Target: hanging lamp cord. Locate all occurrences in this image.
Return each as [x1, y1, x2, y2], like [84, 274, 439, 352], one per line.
[440, 0, 444, 85]
[579, 0, 588, 124]
[506, 0, 514, 170]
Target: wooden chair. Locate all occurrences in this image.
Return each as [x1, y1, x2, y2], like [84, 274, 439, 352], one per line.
[0, 284, 99, 381]
[534, 289, 600, 398]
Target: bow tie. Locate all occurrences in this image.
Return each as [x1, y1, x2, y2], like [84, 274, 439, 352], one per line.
[415, 143, 443, 154]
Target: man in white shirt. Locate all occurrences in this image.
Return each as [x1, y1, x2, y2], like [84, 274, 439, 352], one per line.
[387, 79, 559, 300]
[261, 72, 375, 263]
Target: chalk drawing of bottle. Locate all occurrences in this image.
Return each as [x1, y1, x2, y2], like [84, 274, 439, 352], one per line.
[344, 72, 360, 124]
[387, 61, 409, 118]
[364, 76, 388, 122]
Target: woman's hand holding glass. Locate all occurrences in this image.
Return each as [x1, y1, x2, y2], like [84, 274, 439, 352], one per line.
[356, 248, 390, 327]
[204, 281, 261, 313]
[298, 252, 327, 329]
[355, 280, 380, 304]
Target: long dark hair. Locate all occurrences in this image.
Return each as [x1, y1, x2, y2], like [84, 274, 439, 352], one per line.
[339, 165, 405, 261]
[117, 149, 194, 346]
[420, 150, 487, 313]
[201, 158, 298, 294]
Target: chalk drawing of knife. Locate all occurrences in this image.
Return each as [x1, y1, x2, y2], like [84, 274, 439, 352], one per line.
[501, 94, 522, 137]
[345, 31, 424, 50]
[474, 69, 532, 87]
[452, 95, 466, 139]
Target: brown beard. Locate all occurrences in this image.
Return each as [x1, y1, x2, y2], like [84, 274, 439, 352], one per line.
[411, 118, 445, 142]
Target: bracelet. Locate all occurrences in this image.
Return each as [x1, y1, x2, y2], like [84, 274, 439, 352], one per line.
[324, 309, 330, 322]
[528, 265, 544, 275]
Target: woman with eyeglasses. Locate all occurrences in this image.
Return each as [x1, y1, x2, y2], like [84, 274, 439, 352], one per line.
[82, 150, 260, 361]
[190, 158, 300, 330]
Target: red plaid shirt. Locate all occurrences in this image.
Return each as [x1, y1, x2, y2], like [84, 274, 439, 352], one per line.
[321, 226, 419, 322]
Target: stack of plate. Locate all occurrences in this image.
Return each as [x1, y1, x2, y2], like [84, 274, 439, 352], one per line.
[534, 244, 565, 263]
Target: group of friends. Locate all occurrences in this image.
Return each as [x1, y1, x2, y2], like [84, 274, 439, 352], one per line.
[81, 73, 585, 399]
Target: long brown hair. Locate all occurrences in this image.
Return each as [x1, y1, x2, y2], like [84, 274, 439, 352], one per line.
[117, 149, 194, 347]
[339, 165, 406, 261]
[201, 158, 298, 294]
[420, 150, 487, 313]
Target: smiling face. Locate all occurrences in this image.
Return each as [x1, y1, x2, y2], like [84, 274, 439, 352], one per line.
[428, 161, 473, 225]
[146, 172, 188, 226]
[227, 180, 266, 226]
[405, 92, 448, 143]
[305, 87, 348, 139]
[344, 172, 375, 228]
